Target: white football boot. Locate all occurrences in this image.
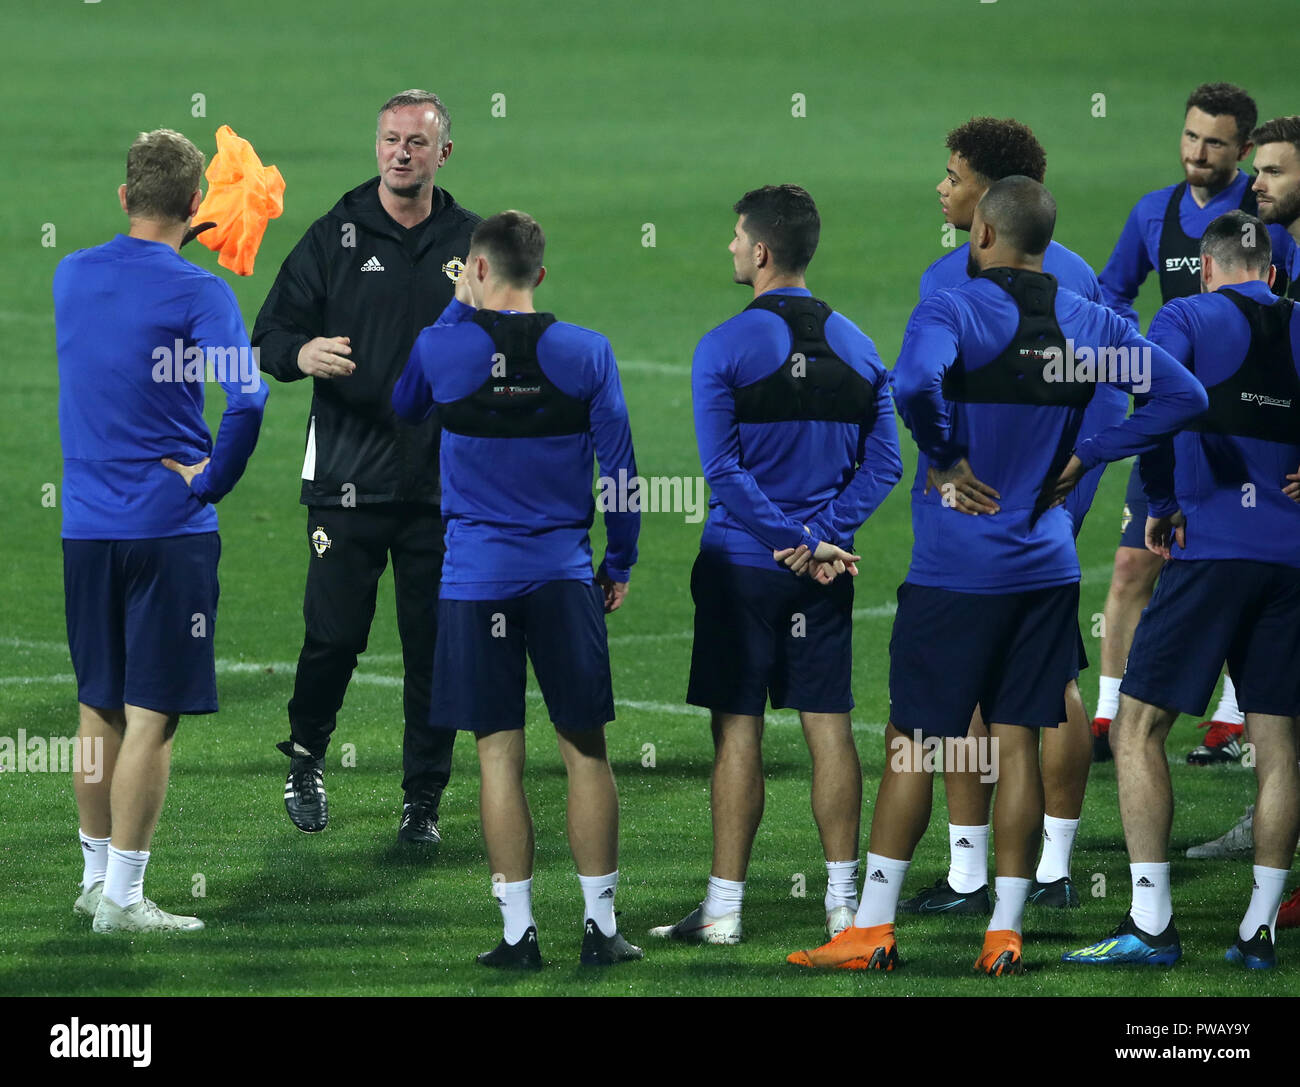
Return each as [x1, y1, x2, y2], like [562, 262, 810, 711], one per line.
[73, 881, 103, 918]
[93, 895, 205, 933]
[1186, 806, 1253, 859]
[649, 904, 742, 944]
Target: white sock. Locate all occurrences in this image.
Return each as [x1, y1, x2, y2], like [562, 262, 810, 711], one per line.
[824, 859, 860, 912]
[703, 875, 745, 918]
[104, 845, 149, 908]
[855, 853, 910, 928]
[578, 870, 618, 937]
[1096, 675, 1121, 721]
[1214, 675, 1245, 726]
[1240, 865, 1288, 942]
[1035, 815, 1080, 883]
[946, 824, 989, 893]
[493, 877, 535, 944]
[989, 876, 1031, 934]
[1130, 862, 1172, 935]
[79, 830, 110, 889]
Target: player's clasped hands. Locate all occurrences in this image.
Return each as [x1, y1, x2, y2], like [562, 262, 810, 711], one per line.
[296, 335, 355, 378]
[773, 541, 861, 584]
[925, 456, 1001, 516]
[1284, 467, 1300, 503]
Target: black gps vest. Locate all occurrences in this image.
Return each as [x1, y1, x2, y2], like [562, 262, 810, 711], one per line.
[1187, 289, 1300, 445]
[732, 295, 876, 426]
[436, 311, 591, 438]
[942, 268, 1095, 409]
[1157, 182, 1259, 302]
[1272, 262, 1300, 301]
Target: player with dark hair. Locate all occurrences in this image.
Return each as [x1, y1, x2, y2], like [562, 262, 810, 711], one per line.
[254, 90, 480, 843]
[789, 177, 1206, 975]
[392, 210, 642, 967]
[1253, 116, 1300, 300]
[57, 128, 268, 932]
[1065, 211, 1300, 968]
[651, 184, 902, 945]
[902, 118, 1127, 917]
[1092, 84, 1294, 767]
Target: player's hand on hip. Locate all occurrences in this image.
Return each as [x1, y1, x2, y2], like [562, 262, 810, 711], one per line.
[1284, 467, 1300, 502]
[926, 458, 1000, 516]
[297, 336, 355, 378]
[161, 456, 210, 487]
[1144, 510, 1185, 559]
[596, 572, 628, 613]
[1031, 453, 1084, 518]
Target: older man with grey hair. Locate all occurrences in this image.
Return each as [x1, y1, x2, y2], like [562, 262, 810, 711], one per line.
[254, 91, 480, 844]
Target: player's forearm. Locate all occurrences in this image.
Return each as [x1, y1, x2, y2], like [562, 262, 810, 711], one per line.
[190, 386, 269, 503]
[600, 509, 639, 581]
[1074, 345, 1208, 468]
[809, 395, 904, 544]
[392, 348, 436, 423]
[1138, 436, 1178, 517]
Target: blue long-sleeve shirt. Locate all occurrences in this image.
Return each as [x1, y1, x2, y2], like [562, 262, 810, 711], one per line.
[1141, 278, 1300, 569]
[54, 234, 268, 540]
[1099, 170, 1295, 329]
[691, 287, 902, 570]
[919, 240, 1129, 535]
[393, 298, 639, 596]
[894, 275, 1208, 592]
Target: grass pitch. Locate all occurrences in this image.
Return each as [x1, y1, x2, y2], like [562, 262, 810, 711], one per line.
[0, 0, 1295, 998]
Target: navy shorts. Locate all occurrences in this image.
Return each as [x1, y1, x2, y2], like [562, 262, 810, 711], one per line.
[430, 580, 615, 734]
[1122, 559, 1300, 718]
[686, 552, 854, 716]
[889, 581, 1079, 738]
[1074, 624, 1089, 678]
[1119, 461, 1148, 550]
[63, 534, 221, 715]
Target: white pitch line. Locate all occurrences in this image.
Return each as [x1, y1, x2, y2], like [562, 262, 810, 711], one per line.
[618, 359, 689, 376]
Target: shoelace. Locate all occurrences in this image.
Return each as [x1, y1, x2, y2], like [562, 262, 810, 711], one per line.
[402, 804, 433, 829]
[290, 765, 324, 799]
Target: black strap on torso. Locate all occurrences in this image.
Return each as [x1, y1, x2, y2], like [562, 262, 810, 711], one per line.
[942, 268, 1095, 408]
[1270, 261, 1300, 301]
[436, 311, 591, 438]
[1157, 181, 1259, 303]
[1187, 289, 1300, 444]
[732, 294, 876, 425]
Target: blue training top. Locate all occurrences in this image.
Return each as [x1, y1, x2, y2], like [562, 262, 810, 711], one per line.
[919, 239, 1129, 535]
[393, 298, 640, 597]
[1099, 170, 1295, 329]
[1143, 278, 1300, 569]
[894, 273, 1208, 593]
[54, 234, 268, 540]
[690, 286, 903, 571]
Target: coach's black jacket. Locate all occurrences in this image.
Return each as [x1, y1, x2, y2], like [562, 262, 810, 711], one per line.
[253, 179, 480, 507]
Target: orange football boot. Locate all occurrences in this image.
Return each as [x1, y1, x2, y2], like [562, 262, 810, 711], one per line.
[787, 922, 898, 970]
[975, 929, 1023, 976]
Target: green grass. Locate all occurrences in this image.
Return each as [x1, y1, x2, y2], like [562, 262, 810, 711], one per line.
[0, 0, 1295, 997]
